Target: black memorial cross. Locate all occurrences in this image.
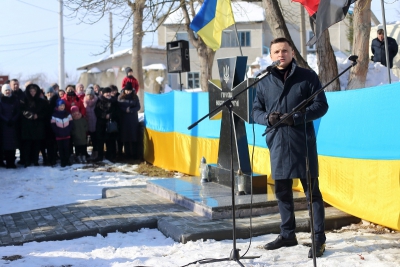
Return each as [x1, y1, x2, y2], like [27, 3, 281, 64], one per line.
[208, 56, 256, 190]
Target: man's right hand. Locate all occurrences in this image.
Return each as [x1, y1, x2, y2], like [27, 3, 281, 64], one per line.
[268, 111, 281, 126]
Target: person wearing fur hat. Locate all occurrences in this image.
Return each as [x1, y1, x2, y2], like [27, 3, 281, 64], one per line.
[121, 67, 139, 94]
[51, 99, 73, 167]
[70, 106, 88, 163]
[83, 87, 98, 160]
[94, 87, 119, 162]
[76, 83, 85, 102]
[20, 84, 47, 167]
[0, 84, 20, 168]
[61, 85, 86, 117]
[117, 82, 141, 159]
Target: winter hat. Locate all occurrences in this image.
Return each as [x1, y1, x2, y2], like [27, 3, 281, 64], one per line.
[45, 86, 54, 94]
[125, 67, 133, 76]
[1, 84, 11, 95]
[85, 87, 94, 96]
[123, 82, 133, 91]
[70, 106, 79, 114]
[56, 99, 65, 108]
[103, 87, 112, 93]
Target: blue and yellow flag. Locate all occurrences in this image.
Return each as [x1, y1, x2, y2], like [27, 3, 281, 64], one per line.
[190, 0, 235, 51]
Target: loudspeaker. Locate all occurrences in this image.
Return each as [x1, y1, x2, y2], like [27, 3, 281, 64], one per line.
[167, 40, 190, 73]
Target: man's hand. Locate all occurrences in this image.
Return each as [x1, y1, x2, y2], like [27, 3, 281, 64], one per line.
[280, 113, 294, 126]
[268, 111, 281, 126]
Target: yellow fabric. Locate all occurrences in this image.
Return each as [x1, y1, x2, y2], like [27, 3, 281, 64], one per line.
[197, 0, 235, 51]
[144, 129, 400, 230]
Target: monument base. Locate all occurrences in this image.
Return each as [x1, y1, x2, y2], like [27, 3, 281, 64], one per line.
[207, 164, 268, 195]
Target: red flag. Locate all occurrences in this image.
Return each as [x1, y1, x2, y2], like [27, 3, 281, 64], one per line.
[292, 0, 320, 16]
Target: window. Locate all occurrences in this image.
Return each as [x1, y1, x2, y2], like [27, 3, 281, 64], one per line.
[307, 31, 316, 51]
[176, 32, 195, 48]
[221, 31, 251, 48]
[187, 72, 200, 89]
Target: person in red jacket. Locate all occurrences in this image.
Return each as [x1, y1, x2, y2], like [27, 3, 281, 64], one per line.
[61, 85, 86, 117]
[121, 67, 139, 94]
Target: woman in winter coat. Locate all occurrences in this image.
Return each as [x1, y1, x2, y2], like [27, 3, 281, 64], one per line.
[20, 83, 47, 167]
[117, 82, 140, 159]
[83, 87, 98, 160]
[94, 87, 118, 162]
[61, 85, 86, 117]
[0, 84, 20, 168]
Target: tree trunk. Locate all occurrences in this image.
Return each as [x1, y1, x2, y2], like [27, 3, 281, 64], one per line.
[130, 0, 146, 112]
[347, 0, 371, 90]
[262, 0, 309, 69]
[196, 44, 215, 92]
[316, 30, 340, 92]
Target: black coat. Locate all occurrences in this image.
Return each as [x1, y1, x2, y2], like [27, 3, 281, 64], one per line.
[371, 37, 398, 68]
[44, 94, 59, 139]
[0, 95, 20, 150]
[117, 92, 140, 142]
[20, 88, 47, 140]
[252, 60, 328, 180]
[95, 95, 119, 140]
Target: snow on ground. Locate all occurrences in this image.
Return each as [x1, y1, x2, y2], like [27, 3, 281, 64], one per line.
[0, 163, 399, 266]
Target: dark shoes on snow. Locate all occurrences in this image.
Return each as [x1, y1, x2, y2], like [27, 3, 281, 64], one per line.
[308, 242, 326, 258]
[263, 235, 298, 250]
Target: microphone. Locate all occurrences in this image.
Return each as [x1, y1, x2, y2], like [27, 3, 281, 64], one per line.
[256, 60, 281, 78]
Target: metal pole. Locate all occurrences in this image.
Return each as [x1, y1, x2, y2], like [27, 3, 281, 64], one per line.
[300, 5, 307, 58]
[109, 12, 114, 55]
[380, 0, 391, 84]
[58, 0, 65, 89]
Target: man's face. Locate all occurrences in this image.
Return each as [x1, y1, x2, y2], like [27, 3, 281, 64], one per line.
[103, 92, 111, 99]
[10, 81, 19, 91]
[111, 90, 117, 96]
[270, 41, 294, 69]
[66, 86, 74, 93]
[59, 91, 65, 98]
[378, 32, 384, 42]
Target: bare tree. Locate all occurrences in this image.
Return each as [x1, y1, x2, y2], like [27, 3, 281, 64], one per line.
[347, 0, 371, 90]
[262, 0, 309, 69]
[63, 0, 174, 111]
[316, 30, 340, 91]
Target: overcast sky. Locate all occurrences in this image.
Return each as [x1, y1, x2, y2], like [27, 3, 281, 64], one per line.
[0, 0, 398, 84]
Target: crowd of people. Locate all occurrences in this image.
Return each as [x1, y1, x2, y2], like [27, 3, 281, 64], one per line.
[0, 67, 141, 168]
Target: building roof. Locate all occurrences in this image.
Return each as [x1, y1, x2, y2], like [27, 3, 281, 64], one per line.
[162, 1, 265, 25]
[77, 45, 165, 70]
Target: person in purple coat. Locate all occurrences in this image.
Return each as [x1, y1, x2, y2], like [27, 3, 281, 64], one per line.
[0, 84, 20, 168]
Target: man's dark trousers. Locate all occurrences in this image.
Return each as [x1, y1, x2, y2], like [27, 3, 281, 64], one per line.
[274, 178, 326, 243]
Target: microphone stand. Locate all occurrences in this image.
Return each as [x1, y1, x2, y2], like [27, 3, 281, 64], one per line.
[264, 55, 358, 267]
[187, 66, 275, 266]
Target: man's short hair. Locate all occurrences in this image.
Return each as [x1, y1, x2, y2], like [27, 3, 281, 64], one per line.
[10, 79, 18, 83]
[377, 29, 384, 35]
[270, 37, 294, 49]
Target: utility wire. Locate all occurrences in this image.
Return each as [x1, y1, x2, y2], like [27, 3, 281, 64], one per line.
[16, 0, 58, 14]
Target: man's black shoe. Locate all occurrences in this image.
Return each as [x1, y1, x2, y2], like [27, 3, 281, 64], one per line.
[263, 235, 298, 250]
[308, 242, 325, 258]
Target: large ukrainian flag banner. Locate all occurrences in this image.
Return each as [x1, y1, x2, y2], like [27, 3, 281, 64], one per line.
[190, 0, 235, 50]
[144, 84, 400, 231]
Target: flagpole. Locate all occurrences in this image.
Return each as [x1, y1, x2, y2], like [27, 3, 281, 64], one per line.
[380, 0, 391, 84]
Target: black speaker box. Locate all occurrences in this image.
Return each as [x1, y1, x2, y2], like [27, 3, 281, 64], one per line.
[166, 40, 190, 73]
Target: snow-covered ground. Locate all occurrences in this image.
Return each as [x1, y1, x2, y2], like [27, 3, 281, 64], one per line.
[0, 162, 399, 266]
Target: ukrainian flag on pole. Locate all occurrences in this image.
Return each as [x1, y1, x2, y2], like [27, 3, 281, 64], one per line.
[190, 0, 235, 51]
